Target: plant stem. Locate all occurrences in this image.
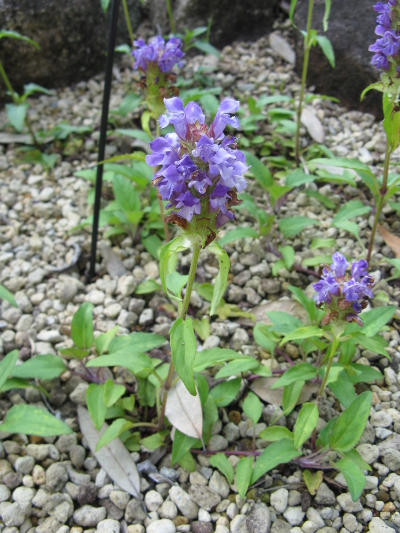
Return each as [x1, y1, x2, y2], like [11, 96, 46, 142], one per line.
[157, 246, 201, 429]
[294, 0, 314, 166]
[165, 0, 176, 34]
[25, 114, 39, 148]
[367, 140, 390, 263]
[121, 0, 134, 44]
[0, 59, 17, 103]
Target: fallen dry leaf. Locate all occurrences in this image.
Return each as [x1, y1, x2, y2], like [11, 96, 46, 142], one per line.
[250, 377, 318, 405]
[165, 379, 203, 440]
[378, 224, 400, 258]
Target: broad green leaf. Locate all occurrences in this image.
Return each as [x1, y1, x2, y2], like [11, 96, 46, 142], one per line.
[0, 378, 31, 392]
[108, 332, 166, 354]
[120, 395, 135, 411]
[334, 221, 360, 240]
[259, 426, 294, 442]
[142, 234, 162, 260]
[0, 351, 19, 391]
[210, 378, 241, 407]
[193, 317, 210, 341]
[305, 189, 336, 209]
[267, 311, 304, 335]
[192, 40, 221, 58]
[243, 151, 274, 189]
[159, 236, 191, 302]
[279, 245, 295, 270]
[329, 391, 372, 452]
[347, 363, 382, 384]
[323, 0, 331, 30]
[360, 306, 396, 337]
[101, 0, 111, 11]
[0, 405, 72, 436]
[95, 326, 119, 356]
[208, 241, 230, 316]
[282, 381, 305, 415]
[166, 272, 189, 300]
[315, 35, 335, 67]
[113, 174, 141, 212]
[141, 430, 169, 450]
[86, 351, 154, 376]
[171, 429, 200, 464]
[280, 326, 324, 345]
[202, 396, 219, 444]
[243, 392, 263, 426]
[135, 279, 162, 294]
[328, 370, 356, 408]
[104, 380, 125, 408]
[338, 339, 356, 366]
[170, 318, 197, 396]
[218, 227, 259, 246]
[10, 354, 65, 380]
[310, 238, 336, 250]
[236, 457, 253, 498]
[209, 453, 234, 484]
[342, 449, 371, 472]
[272, 363, 317, 389]
[86, 384, 106, 430]
[303, 470, 323, 495]
[287, 286, 318, 323]
[285, 169, 315, 188]
[332, 200, 371, 225]
[215, 357, 259, 379]
[294, 403, 319, 449]
[336, 459, 366, 502]
[6, 104, 29, 132]
[0, 285, 17, 307]
[317, 417, 337, 447]
[22, 83, 52, 99]
[193, 348, 243, 372]
[384, 97, 400, 153]
[96, 418, 133, 450]
[279, 217, 319, 238]
[289, 0, 299, 25]
[253, 364, 273, 377]
[178, 451, 196, 472]
[253, 324, 276, 353]
[302, 254, 333, 267]
[310, 157, 372, 174]
[59, 347, 90, 360]
[71, 302, 93, 349]
[350, 332, 389, 359]
[251, 439, 301, 484]
[0, 30, 39, 49]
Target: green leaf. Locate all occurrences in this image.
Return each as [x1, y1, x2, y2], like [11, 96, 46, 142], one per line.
[10, 354, 65, 380]
[96, 418, 133, 450]
[347, 363, 382, 384]
[142, 234, 162, 260]
[193, 40, 221, 58]
[135, 279, 162, 294]
[350, 332, 389, 359]
[342, 449, 371, 472]
[267, 312, 304, 336]
[113, 174, 140, 212]
[109, 332, 166, 354]
[111, 95, 142, 117]
[86, 351, 154, 376]
[310, 157, 372, 174]
[253, 324, 276, 353]
[338, 340, 356, 366]
[218, 227, 259, 246]
[104, 380, 125, 408]
[95, 326, 119, 356]
[178, 451, 196, 472]
[86, 384, 106, 430]
[6, 104, 29, 132]
[334, 221, 360, 240]
[166, 272, 189, 301]
[360, 306, 396, 337]
[332, 200, 371, 225]
[208, 242, 230, 316]
[280, 327, 324, 345]
[251, 439, 301, 484]
[336, 459, 366, 502]
[210, 378, 241, 407]
[243, 392, 263, 426]
[294, 403, 319, 449]
[328, 370, 356, 408]
[0, 351, 19, 391]
[193, 317, 210, 341]
[279, 217, 319, 238]
[209, 453, 234, 484]
[323, 0, 331, 30]
[215, 357, 259, 379]
[59, 347, 89, 360]
[282, 381, 305, 415]
[315, 35, 335, 67]
[71, 303, 93, 349]
[259, 426, 294, 442]
[0, 405, 72, 436]
[159, 236, 191, 302]
[193, 348, 243, 372]
[0, 285, 17, 307]
[202, 396, 218, 444]
[141, 430, 169, 451]
[289, 0, 299, 25]
[171, 429, 200, 464]
[287, 286, 318, 323]
[0, 30, 39, 49]
[302, 254, 333, 267]
[101, 0, 111, 10]
[305, 189, 336, 209]
[243, 151, 274, 190]
[0, 378, 32, 392]
[384, 97, 400, 153]
[285, 169, 315, 188]
[22, 83, 52, 100]
[303, 470, 323, 495]
[170, 318, 197, 396]
[272, 363, 317, 389]
[236, 457, 253, 498]
[329, 391, 372, 452]
[279, 245, 295, 270]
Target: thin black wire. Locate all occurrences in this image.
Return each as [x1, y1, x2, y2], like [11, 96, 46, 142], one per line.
[88, 0, 121, 281]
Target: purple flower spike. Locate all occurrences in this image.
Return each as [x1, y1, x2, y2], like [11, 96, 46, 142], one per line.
[212, 99, 240, 139]
[132, 36, 184, 73]
[370, 1, 400, 71]
[330, 252, 349, 277]
[352, 259, 369, 280]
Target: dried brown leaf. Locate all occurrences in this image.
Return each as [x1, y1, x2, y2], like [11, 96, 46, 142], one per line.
[250, 377, 318, 405]
[77, 405, 140, 498]
[165, 379, 203, 439]
[378, 224, 400, 258]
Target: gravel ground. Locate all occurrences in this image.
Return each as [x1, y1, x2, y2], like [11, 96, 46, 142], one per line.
[0, 21, 400, 533]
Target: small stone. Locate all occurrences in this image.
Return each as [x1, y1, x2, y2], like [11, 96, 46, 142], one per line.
[117, 276, 137, 297]
[369, 517, 396, 533]
[138, 308, 154, 326]
[381, 449, 400, 471]
[314, 483, 336, 505]
[32, 465, 46, 485]
[191, 522, 213, 533]
[12, 486, 35, 503]
[146, 519, 176, 533]
[271, 488, 289, 514]
[356, 444, 380, 464]
[127, 527, 145, 533]
[209, 471, 230, 499]
[1, 502, 27, 526]
[96, 519, 120, 533]
[26, 444, 49, 461]
[36, 516, 61, 533]
[69, 383, 89, 405]
[69, 445, 86, 469]
[125, 498, 147, 521]
[145, 490, 163, 511]
[109, 490, 130, 510]
[15, 456, 35, 475]
[0, 483, 11, 502]
[73, 505, 106, 527]
[343, 513, 358, 533]
[169, 486, 199, 519]
[158, 500, 177, 520]
[189, 484, 221, 511]
[208, 435, 228, 452]
[247, 503, 272, 533]
[46, 464, 68, 493]
[104, 303, 122, 319]
[230, 514, 249, 533]
[283, 507, 305, 526]
[370, 411, 393, 428]
[271, 520, 291, 533]
[337, 494, 363, 513]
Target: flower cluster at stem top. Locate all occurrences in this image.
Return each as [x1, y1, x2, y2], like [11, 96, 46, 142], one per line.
[132, 36, 184, 73]
[313, 252, 374, 326]
[369, 0, 400, 71]
[146, 97, 248, 243]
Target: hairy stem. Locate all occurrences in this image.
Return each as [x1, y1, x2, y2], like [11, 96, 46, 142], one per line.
[165, 0, 176, 34]
[294, 0, 314, 166]
[367, 140, 390, 263]
[121, 0, 134, 44]
[157, 246, 201, 429]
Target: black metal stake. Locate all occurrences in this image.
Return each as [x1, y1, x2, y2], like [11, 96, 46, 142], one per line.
[88, 0, 121, 281]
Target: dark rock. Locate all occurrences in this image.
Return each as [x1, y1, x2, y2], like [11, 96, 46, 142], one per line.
[77, 483, 98, 506]
[293, 0, 382, 116]
[191, 522, 213, 533]
[0, 0, 142, 100]
[149, 0, 281, 47]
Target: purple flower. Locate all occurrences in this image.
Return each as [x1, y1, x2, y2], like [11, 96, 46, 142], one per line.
[370, 2, 400, 70]
[132, 36, 184, 73]
[352, 259, 369, 280]
[330, 252, 349, 277]
[148, 97, 248, 230]
[313, 274, 340, 305]
[374, 2, 392, 29]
